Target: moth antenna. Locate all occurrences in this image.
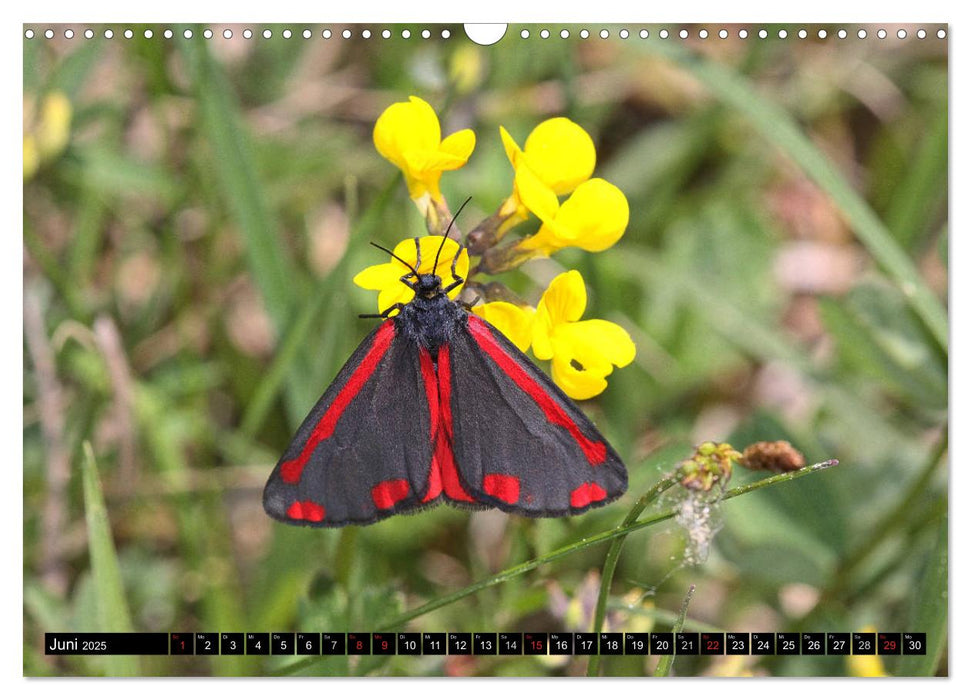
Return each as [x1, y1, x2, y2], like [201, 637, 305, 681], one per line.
[433, 196, 474, 275]
[370, 241, 419, 277]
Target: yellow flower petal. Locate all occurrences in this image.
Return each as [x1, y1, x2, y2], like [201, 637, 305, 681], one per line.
[846, 654, 888, 678]
[521, 117, 596, 196]
[37, 92, 72, 159]
[473, 301, 535, 352]
[571, 319, 636, 368]
[499, 125, 524, 167]
[352, 261, 403, 291]
[847, 626, 888, 677]
[402, 149, 467, 174]
[547, 322, 633, 400]
[514, 161, 560, 223]
[551, 178, 629, 252]
[449, 44, 486, 94]
[523, 178, 629, 255]
[373, 96, 441, 171]
[553, 321, 633, 376]
[23, 135, 39, 179]
[540, 270, 587, 325]
[550, 353, 608, 400]
[377, 284, 415, 315]
[532, 271, 586, 359]
[440, 128, 476, 162]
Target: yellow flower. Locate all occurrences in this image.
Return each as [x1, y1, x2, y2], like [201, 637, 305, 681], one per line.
[373, 96, 475, 204]
[496, 118, 596, 228]
[847, 627, 889, 677]
[23, 136, 39, 180]
[449, 44, 485, 94]
[532, 270, 635, 400]
[472, 301, 535, 353]
[847, 654, 888, 678]
[353, 236, 470, 315]
[517, 175, 630, 256]
[23, 92, 72, 179]
[501, 118, 595, 196]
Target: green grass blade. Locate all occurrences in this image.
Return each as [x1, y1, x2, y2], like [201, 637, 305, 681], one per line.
[654, 585, 695, 677]
[642, 41, 948, 351]
[179, 30, 295, 326]
[897, 512, 947, 676]
[886, 109, 948, 252]
[80, 442, 139, 676]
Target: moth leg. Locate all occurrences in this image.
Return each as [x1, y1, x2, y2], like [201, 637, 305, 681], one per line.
[442, 271, 465, 295]
[443, 241, 468, 293]
[412, 236, 422, 270]
[360, 302, 407, 319]
[439, 241, 465, 294]
[398, 272, 419, 291]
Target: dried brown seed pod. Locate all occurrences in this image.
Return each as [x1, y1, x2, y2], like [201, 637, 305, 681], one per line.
[740, 441, 806, 474]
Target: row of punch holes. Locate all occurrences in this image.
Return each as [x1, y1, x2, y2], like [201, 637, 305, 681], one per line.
[24, 26, 948, 43]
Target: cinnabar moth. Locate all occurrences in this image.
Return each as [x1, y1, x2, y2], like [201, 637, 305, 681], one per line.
[262, 235, 628, 527]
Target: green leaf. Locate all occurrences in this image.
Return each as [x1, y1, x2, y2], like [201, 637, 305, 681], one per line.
[81, 443, 139, 676]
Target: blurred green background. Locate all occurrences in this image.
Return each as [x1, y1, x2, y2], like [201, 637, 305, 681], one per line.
[23, 23, 947, 677]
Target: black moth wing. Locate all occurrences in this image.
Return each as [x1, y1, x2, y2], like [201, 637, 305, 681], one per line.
[262, 320, 436, 527]
[445, 315, 628, 516]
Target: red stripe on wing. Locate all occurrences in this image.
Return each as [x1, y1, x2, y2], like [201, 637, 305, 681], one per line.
[424, 342, 474, 503]
[419, 346, 447, 503]
[280, 321, 396, 484]
[419, 348, 440, 438]
[466, 316, 608, 466]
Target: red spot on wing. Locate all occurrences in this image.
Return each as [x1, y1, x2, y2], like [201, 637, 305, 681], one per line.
[371, 479, 411, 510]
[287, 500, 326, 522]
[467, 317, 608, 466]
[483, 474, 521, 504]
[280, 322, 396, 484]
[569, 483, 607, 509]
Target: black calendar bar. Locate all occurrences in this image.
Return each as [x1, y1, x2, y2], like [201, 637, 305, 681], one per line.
[43, 631, 928, 655]
[45, 633, 169, 655]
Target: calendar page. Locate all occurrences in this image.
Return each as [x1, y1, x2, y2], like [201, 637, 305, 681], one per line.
[22, 18, 948, 680]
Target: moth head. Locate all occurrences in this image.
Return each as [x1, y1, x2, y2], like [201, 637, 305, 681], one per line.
[417, 272, 444, 297]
